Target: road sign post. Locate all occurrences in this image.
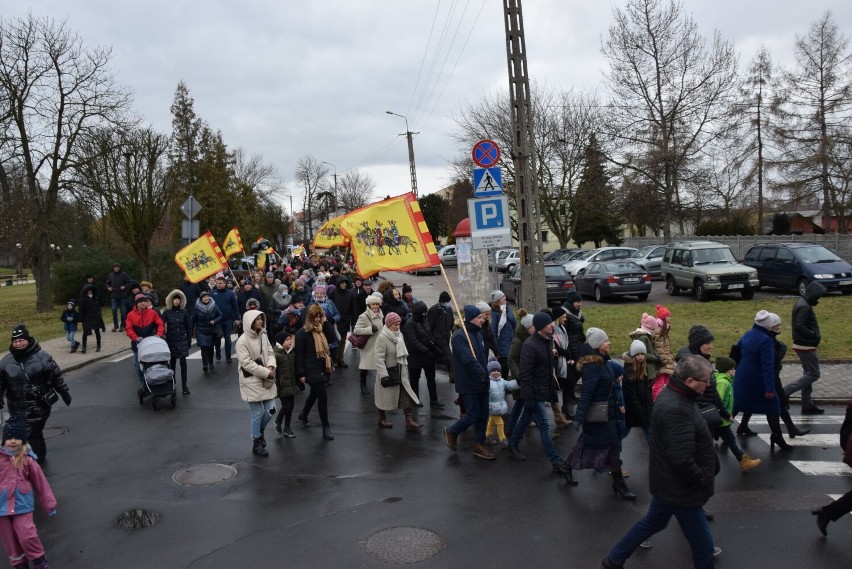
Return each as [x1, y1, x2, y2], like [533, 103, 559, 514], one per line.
[181, 195, 202, 246]
[468, 196, 512, 250]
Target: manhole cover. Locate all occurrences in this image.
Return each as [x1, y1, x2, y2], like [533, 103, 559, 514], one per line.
[115, 509, 161, 529]
[365, 527, 445, 563]
[173, 464, 237, 486]
[43, 427, 66, 440]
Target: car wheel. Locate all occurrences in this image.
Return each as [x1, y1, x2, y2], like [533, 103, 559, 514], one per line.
[637, 294, 649, 301]
[506, 264, 516, 273]
[694, 280, 710, 302]
[797, 278, 809, 297]
[594, 285, 603, 302]
[666, 276, 680, 296]
[741, 289, 755, 300]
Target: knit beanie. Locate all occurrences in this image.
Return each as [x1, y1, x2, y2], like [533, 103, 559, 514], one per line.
[487, 358, 502, 374]
[475, 301, 491, 314]
[402, 283, 412, 295]
[688, 325, 714, 351]
[2, 415, 28, 444]
[641, 312, 658, 331]
[266, 272, 274, 279]
[532, 311, 552, 331]
[629, 339, 647, 356]
[11, 324, 31, 343]
[520, 313, 534, 329]
[656, 304, 671, 320]
[754, 310, 781, 330]
[586, 327, 609, 349]
[384, 312, 401, 327]
[463, 305, 481, 322]
[565, 291, 582, 305]
[715, 356, 736, 374]
[313, 284, 327, 295]
[274, 331, 288, 346]
[490, 290, 506, 303]
[608, 360, 625, 378]
[412, 301, 428, 315]
[439, 291, 451, 303]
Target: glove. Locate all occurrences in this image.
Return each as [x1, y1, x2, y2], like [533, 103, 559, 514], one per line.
[372, 325, 379, 333]
[523, 400, 536, 412]
[61, 391, 72, 406]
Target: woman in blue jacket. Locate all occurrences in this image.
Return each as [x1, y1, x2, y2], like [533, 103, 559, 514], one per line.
[489, 290, 516, 377]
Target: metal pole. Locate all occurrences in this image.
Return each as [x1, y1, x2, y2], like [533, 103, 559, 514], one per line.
[386, 111, 419, 198]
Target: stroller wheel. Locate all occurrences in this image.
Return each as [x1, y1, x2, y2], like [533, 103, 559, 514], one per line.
[138, 388, 144, 405]
[171, 395, 176, 409]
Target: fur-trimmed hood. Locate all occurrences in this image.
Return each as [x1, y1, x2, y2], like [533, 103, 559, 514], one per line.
[575, 345, 606, 372]
[165, 289, 187, 310]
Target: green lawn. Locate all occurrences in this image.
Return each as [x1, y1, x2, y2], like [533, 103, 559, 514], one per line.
[583, 295, 852, 361]
[0, 282, 109, 343]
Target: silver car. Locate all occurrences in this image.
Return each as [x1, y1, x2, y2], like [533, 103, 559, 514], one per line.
[629, 245, 667, 278]
[438, 245, 457, 267]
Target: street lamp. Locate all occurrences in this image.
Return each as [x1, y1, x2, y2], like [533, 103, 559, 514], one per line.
[15, 243, 22, 275]
[321, 161, 338, 214]
[385, 110, 419, 197]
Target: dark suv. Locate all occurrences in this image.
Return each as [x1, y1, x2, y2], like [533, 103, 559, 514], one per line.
[743, 243, 852, 296]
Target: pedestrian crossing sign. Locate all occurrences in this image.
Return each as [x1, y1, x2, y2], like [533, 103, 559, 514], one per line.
[473, 167, 502, 197]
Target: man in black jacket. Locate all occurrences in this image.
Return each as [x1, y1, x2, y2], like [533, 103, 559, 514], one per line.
[783, 281, 827, 414]
[402, 301, 444, 409]
[426, 291, 455, 382]
[505, 312, 568, 476]
[601, 355, 719, 569]
[105, 263, 131, 331]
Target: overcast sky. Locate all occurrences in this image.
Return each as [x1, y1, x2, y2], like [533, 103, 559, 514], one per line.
[9, 1, 852, 211]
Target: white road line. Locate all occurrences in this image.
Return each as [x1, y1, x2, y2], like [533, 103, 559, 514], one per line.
[740, 416, 843, 425]
[757, 434, 840, 447]
[790, 461, 852, 476]
[108, 353, 135, 363]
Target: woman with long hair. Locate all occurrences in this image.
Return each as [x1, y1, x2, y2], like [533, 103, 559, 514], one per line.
[295, 303, 336, 440]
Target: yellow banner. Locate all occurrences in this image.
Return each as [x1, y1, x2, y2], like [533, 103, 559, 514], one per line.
[338, 192, 440, 278]
[174, 231, 228, 283]
[312, 214, 348, 249]
[222, 227, 243, 258]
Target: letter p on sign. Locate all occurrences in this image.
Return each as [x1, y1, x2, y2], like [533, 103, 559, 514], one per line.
[481, 203, 499, 226]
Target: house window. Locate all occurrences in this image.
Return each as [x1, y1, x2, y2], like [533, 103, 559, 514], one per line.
[541, 230, 549, 242]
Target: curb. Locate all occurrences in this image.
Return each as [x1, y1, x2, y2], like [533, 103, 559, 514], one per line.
[59, 348, 132, 373]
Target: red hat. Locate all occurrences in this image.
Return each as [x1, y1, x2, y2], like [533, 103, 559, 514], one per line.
[656, 304, 671, 320]
[384, 312, 401, 327]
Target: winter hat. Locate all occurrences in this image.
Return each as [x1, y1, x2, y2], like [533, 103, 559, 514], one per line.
[608, 360, 625, 378]
[439, 291, 451, 303]
[242, 277, 253, 286]
[475, 301, 491, 314]
[641, 313, 658, 331]
[629, 339, 647, 356]
[246, 298, 260, 310]
[384, 312, 401, 327]
[313, 284, 327, 295]
[295, 277, 307, 287]
[520, 313, 534, 329]
[551, 306, 567, 319]
[274, 331, 288, 346]
[140, 280, 153, 289]
[490, 290, 506, 303]
[266, 272, 274, 279]
[135, 293, 150, 304]
[66, 299, 76, 307]
[586, 327, 609, 349]
[688, 325, 714, 351]
[754, 310, 782, 330]
[11, 324, 31, 343]
[285, 266, 293, 273]
[366, 294, 383, 306]
[715, 356, 736, 374]
[656, 304, 671, 320]
[402, 283, 412, 295]
[463, 305, 481, 322]
[532, 311, 552, 331]
[2, 415, 28, 444]
[412, 301, 428, 316]
[487, 358, 502, 374]
[565, 291, 582, 305]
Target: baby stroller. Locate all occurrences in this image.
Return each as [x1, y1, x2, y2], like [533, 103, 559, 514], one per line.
[137, 336, 176, 410]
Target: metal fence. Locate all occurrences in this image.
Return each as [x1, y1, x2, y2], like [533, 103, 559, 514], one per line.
[619, 234, 852, 261]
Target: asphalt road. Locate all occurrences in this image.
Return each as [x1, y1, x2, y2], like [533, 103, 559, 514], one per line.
[35, 344, 852, 568]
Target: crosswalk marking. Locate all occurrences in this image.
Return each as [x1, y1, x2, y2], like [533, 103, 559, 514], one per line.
[789, 461, 852, 476]
[757, 434, 839, 447]
[739, 416, 843, 425]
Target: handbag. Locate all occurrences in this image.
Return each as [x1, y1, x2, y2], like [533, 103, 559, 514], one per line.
[348, 333, 370, 349]
[43, 389, 59, 406]
[586, 401, 609, 423]
[380, 365, 402, 388]
[699, 404, 723, 431]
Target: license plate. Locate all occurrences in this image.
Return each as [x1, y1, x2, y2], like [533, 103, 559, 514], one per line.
[622, 278, 639, 283]
[840, 280, 852, 286]
[547, 282, 559, 288]
[727, 283, 744, 290]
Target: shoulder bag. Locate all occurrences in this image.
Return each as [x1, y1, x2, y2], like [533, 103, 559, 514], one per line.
[348, 333, 370, 349]
[380, 365, 402, 388]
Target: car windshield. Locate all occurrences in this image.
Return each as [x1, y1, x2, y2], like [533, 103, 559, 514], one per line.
[632, 246, 656, 257]
[572, 250, 595, 261]
[497, 250, 512, 260]
[795, 245, 843, 264]
[693, 247, 737, 265]
[604, 261, 643, 273]
[544, 265, 568, 277]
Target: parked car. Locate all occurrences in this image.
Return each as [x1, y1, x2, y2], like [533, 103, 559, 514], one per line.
[743, 242, 852, 296]
[562, 247, 638, 276]
[573, 261, 652, 301]
[500, 263, 575, 305]
[408, 263, 441, 276]
[660, 240, 760, 302]
[543, 248, 578, 262]
[496, 249, 521, 272]
[629, 244, 667, 278]
[489, 248, 517, 271]
[438, 245, 457, 267]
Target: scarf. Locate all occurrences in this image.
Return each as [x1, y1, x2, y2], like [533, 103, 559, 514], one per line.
[310, 321, 332, 373]
[497, 304, 508, 337]
[380, 326, 409, 362]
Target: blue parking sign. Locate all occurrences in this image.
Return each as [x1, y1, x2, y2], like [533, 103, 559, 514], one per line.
[470, 196, 508, 230]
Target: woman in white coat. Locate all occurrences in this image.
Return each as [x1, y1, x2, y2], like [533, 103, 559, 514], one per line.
[353, 293, 384, 395]
[374, 311, 422, 430]
[235, 309, 277, 457]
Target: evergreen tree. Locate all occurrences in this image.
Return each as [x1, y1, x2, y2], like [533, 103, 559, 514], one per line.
[572, 134, 622, 247]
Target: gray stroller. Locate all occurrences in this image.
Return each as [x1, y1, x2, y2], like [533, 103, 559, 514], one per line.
[137, 336, 176, 409]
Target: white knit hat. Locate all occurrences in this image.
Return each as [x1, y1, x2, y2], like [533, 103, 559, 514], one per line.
[629, 339, 647, 356]
[755, 310, 781, 330]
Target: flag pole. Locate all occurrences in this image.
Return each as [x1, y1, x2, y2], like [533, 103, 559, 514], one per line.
[439, 264, 475, 356]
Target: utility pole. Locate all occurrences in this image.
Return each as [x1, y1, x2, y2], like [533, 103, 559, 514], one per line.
[503, 0, 545, 310]
[386, 111, 419, 197]
[322, 161, 338, 214]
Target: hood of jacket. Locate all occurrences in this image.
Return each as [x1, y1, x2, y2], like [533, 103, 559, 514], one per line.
[241, 309, 265, 338]
[803, 280, 827, 305]
[166, 289, 187, 310]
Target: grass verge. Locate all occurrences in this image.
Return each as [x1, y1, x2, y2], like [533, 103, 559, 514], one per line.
[0, 282, 109, 343]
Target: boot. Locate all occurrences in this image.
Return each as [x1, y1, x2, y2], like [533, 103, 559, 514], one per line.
[443, 427, 458, 451]
[552, 402, 572, 427]
[31, 556, 49, 569]
[472, 442, 495, 460]
[322, 425, 335, 440]
[96, 344, 101, 352]
[611, 471, 637, 500]
[812, 506, 831, 536]
[182, 381, 190, 395]
[378, 410, 393, 429]
[562, 462, 579, 486]
[404, 409, 423, 431]
[768, 414, 792, 450]
[360, 379, 369, 395]
[781, 409, 810, 438]
[80, 346, 87, 354]
[252, 438, 267, 457]
[739, 454, 762, 472]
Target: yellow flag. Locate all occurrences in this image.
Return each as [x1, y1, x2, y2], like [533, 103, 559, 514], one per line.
[338, 193, 440, 278]
[222, 227, 243, 258]
[174, 231, 228, 283]
[313, 214, 348, 249]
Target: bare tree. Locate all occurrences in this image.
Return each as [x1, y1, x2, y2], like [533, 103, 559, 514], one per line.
[600, 0, 739, 240]
[233, 147, 279, 203]
[337, 170, 375, 212]
[294, 156, 329, 242]
[0, 14, 133, 310]
[773, 11, 852, 231]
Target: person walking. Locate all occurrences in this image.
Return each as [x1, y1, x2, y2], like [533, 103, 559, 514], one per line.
[0, 325, 72, 465]
[505, 311, 533, 438]
[402, 301, 443, 409]
[652, 305, 675, 401]
[622, 340, 653, 444]
[295, 304, 336, 441]
[162, 290, 192, 394]
[601, 355, 720, 569]
[562, 291, 585, 403]
[210, 275, 240, 364]
[353, 293, 384, 396]
[784, 281, 827, 414]
[443, 305, 493, 460]
[426, 291, 455, 383]
[78, 284, 105, 354]
[566, 327, 635, 497]
[59, 300, 80, 353]
[330, 277, 354, 368]
[811, 396, 852, 536]
[374, 312, 422, 431]
[489, 290, 515, 377]
[713, 356, 762, 471]
[272, 331, 300, 438]
[235, 309, 277, 457]
[191, 291, 223, 376]
[105, 263, 131, 332]
[125, 293, 165, 390]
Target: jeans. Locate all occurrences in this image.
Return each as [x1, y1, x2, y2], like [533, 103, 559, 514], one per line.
[66, 330, 76, 346]
[715, 425, 742, 460]
[507, 397, 524, 434]
[409, 363, 438, 403]
[784, 350, 820, 407]
[111, 297, 127, 329]
[606, 497, 715, 569]
[249, 399, 276, 439]
[448, 392, 488, 444]
[508, 401, 561, 464]
[215, 320, 235, 359]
